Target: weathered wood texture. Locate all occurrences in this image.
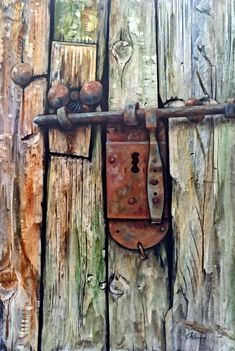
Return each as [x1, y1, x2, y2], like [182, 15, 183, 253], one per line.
[49, 0, 100, 157]
[49, 42, 96, 157]
[108, 1, 170, 350]
[42, 2, 106, 350]
[0, 1, 49, 350]
[158, 1, 235, 350]
[42, 132, 106, 350]
[54, 0, 99, 43]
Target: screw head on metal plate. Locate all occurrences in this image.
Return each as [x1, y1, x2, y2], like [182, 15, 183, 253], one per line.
[11, 63, 33, 87]
[79, 81, 103, 106]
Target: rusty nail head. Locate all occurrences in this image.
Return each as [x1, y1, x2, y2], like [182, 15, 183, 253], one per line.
[152, 196, 160, 204]
[11, 63, 33, 87]
[160, 226, 165, 232]
[150, 179, 158, 185]
[80, 81, 103, 106]
[47, 84, 70, 108]
[109, 156, 116, 164]
[128, 197, 136, 205]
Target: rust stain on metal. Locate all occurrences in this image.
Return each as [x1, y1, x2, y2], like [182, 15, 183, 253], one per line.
[109, 220, 169, 250]
[107, 123, 150, 219]
[107, 119, 169, 250]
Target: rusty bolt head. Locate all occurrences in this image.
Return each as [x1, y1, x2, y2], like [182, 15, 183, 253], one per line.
[150, 179, 158, 186]
[11, 63, 33, 87]
[80, 81, 103, 106]
[152, 196, 160, 204]
[186, 99, 204, 122]
[128, 197, 136, 205]
[47, 85, 70, 108]
[109, 156, 116, 164]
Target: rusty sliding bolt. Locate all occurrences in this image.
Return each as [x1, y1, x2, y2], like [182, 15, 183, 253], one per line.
[34, 101, 235, 128]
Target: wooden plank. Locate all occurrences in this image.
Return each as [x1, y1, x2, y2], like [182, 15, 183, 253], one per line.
[19, 79, 47, 138]
[108, 1, 170, 349]
[42, 131, 106, 350]
[23, 0, 50, 75]
[54, 0, 99, 43]
[42, 2, 106, 349]
[49, 0, 100, 157]
[157, 1, 235, 350]
[48, 42, 97, 157]
[0, 1, 49, 349]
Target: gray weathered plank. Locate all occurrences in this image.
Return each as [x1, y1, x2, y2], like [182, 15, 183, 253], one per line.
[108, 1, 170, 349]
[0, 1, 49, 349]
[157, 1, 235, 350]
[42, 131, 106, 351]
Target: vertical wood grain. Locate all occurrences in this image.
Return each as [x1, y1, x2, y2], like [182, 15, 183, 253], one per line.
[108, 1, 170, 349]
[42, 133, 106, 350]
[49, 42, 96, 157]
[42, 1, 106, 349]
[0, 1, 49, 350]
[158, 1, 235, 350]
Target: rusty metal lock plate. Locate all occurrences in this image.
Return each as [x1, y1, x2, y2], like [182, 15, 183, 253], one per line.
[106, 122, 168, 250]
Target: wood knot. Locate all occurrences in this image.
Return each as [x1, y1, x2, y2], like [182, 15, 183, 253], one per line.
[0, 270, 19, 301]
[111, 40, 133, 71]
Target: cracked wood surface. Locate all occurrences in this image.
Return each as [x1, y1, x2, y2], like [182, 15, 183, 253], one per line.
[42, 1, 106, 349]
[42, 133, 106, 350]
[157, 1, 235, 350]
[108, 1, 170, 350]
[0, 1, 49, 350]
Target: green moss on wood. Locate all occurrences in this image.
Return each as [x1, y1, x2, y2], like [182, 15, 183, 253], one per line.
[54, 0, 98, 43]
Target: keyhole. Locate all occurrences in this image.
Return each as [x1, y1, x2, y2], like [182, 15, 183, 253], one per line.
[131, 152, 140, 173]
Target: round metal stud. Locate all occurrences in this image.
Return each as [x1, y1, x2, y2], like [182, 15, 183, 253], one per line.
[80, 81, 103, 106]
[47, 84, 70, 108]
[11, 63, 33, 87]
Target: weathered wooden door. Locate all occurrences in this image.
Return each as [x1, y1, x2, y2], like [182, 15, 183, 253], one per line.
[1, 1, 235, 350]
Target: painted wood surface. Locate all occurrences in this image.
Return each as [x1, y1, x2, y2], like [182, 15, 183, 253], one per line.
[49, 42, 96, 157]
[157, 1, 235, 350]
[42, 1, 106, 349]
[108, 1, 170, 350]
[54, 0, 99, 43]
[0, 1, 49, 350]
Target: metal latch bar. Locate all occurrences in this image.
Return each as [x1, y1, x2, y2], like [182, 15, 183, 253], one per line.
[34, 101, 235, 128]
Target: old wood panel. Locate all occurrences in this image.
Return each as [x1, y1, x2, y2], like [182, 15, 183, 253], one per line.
[42, 131, 105, 350]
[42, 1, 106, 349]
[108, 1, 170, 349]
[49, 0, 100, 157]
[0, 1, 49, 350]
[49, 42, 96, 157]
[157, 1, 235, 350]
